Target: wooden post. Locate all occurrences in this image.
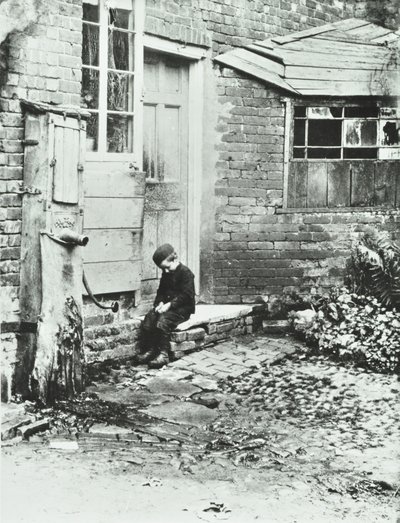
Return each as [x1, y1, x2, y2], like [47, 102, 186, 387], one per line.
[17, 105, 88, 403]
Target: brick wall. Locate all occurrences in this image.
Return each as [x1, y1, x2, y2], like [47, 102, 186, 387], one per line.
[146, 0, 353, 54]
[0, 0, 82, 400]
[212, 68, 400, 307]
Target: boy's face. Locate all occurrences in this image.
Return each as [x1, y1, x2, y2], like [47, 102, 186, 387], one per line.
[159, 258, 178, 273]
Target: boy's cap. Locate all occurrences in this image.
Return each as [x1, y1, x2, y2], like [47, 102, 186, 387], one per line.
[152, 243, 175, 266]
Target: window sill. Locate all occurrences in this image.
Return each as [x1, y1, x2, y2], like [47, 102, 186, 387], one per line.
[277, 206, 399, 214]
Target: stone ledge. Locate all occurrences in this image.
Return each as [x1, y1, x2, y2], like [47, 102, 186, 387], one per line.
[84, 304, 267, 365]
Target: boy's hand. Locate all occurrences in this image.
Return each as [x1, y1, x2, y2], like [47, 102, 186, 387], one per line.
[158, 302, 171, 314]
[154, 302, 164, 313]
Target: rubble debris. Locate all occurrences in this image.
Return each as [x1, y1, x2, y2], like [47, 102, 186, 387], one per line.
[17, 418, 50, 440]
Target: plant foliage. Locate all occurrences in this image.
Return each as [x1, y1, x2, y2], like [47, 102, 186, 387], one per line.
[289, 288, 400, 374]
[348, 230, 400, 310]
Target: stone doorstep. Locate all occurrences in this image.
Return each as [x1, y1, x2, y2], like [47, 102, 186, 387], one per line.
[85, 303, 266, 365]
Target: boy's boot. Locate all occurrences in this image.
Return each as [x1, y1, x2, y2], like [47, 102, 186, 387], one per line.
[134, 330, 157, 365]
[134, 348, 157, 365]
[148, 334, 170, 369]
[148, 350, 169, 369]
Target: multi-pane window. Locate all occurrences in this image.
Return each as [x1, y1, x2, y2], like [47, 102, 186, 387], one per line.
[293, 106, 400, 160]
[81, 0, 136, 154]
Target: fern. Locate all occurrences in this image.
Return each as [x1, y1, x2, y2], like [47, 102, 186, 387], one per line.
[349, 230, 400, 309]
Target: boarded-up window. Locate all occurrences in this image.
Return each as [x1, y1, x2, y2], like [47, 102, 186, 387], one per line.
[289, 105, 400, 208]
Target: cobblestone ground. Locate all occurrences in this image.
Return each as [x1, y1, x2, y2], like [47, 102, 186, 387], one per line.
[2, 334, 400, 522]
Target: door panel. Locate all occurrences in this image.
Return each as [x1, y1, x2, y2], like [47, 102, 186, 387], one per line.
[83, 160, 145, 295]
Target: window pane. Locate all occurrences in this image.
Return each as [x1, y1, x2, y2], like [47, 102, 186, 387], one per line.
[308, 120, 342, 146]
[82, 23, 99, 66]
[81, 68, 99, 109]
[109, 8, 133, 30]
[344, 120, 377, 146]
[380, 107, 400, 118]
[293, 119, 305, 146]
[83, 3, 99, 23]
[343, 148, 377, 159]
[344, 107, 378, 118]
[107, 114, 133, 152]
[308, 148, 341, 159]
[107, 72, 133, 111]
[308, 107, 342, 119]
[380, 120, 400, 146]
[108, 29, 134, 71]
[86, 113, 98, 152]
[294, 106, 306, 117]
[293, 148, 305, 159]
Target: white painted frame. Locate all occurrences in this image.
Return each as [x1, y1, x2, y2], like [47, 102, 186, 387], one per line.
[143, 34, 206, 291]
[84, 0, 144, 165]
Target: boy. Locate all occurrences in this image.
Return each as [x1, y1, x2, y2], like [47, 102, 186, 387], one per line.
[136, 243, 195, 369]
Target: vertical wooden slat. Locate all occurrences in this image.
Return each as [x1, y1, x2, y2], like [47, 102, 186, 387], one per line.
[288, 162, 307, 208]
[351, 161, 375, 206]
[327, 162, 351, 207]
[53, 124, 79, 204]
[307, 162, 327, 207]
[374, 161, 397, 207]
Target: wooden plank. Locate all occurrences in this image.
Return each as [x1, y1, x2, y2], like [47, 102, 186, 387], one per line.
[374, 161, 398, 207]
[287, 79, 399, 97]
[345, 24, 391, 40]
[282, 39, 390, 59]
[84, 197, 144, 229]
[20, 114, 49, 323]
[351, 161, 375, 206]
[228, 48, 284, 76]
[279, 48, 390, 69]
[271, 21, 342, 45]
[286, 65, 378, 83]
[84, 162, 145, 197]
[53, 125, 79, 204]
[287, 162, 307, 208]
[214, 53, 298, 94]
[327, 162, 351, 207]
[83, 260, 142, 294]
[397, 164, 400, 207]
[307, 162, 327, 208]
[83, 229, 142, 263]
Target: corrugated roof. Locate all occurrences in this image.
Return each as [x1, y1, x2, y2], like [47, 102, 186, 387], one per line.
[215, 18, 400, 97]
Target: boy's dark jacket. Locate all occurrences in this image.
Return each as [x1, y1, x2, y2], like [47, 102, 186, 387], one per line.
[154, 263, 195, 316]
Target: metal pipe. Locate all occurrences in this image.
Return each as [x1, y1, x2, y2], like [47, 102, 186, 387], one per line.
[82, 271, 119, 313]
[58, 229, 89, 246]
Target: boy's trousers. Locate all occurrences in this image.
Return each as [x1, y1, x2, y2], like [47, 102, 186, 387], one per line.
[141, 309, 189, 353]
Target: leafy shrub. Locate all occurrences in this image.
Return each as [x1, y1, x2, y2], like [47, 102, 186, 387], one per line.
[291, 287, 400, 374]
[347, 230, 400, 309]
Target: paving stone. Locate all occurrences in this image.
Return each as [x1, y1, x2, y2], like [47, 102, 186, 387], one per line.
[89, 384, 168, 406]
[190, 376, 219, 391]
[143, 378, 201, 397]
[89, 423, 136, 437]
[143, 401, 218, 426]
[157, 368, 193, 381]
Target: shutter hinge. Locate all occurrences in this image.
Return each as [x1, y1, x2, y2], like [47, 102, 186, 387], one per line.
[11, 182, 42, 195]
[77, 163, 84, 172]
[22, 139, 39, 146]
[50, 157, 57, 168]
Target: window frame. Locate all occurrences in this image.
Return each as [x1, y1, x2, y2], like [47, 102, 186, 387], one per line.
[292, 104, 400, 161]
[81, 0, 144, 166]
[282, 98, 400, 212]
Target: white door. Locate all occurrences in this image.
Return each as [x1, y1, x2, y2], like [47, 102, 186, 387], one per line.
[142, 50, 190, 291]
